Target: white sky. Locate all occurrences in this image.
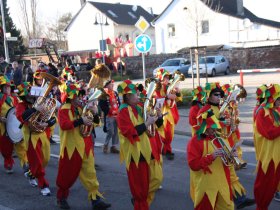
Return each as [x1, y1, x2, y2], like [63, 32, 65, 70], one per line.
[7, 0, 280, 34]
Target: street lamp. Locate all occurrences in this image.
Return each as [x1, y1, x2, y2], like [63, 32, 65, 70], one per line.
[94, 13, 109, 64]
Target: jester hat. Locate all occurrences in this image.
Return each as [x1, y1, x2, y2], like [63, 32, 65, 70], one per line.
[263, 84, 280, 108]
[221, 84, 233, 98]
[256, 84, 267, 102]
[17, 82, 31, 96]
[34, 69, 47, 79]
[204, 82, 224, 99]
[61, 67, 74, 80]
[196, 108, 223, 137]
[59, 81, 80, 99]
[117, 80, 137, 96]
[192, 86, 206, 103]
[156, 68, 171, 81]
[0, 75, 11, 86]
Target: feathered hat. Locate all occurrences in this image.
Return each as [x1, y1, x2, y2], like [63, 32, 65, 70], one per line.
[0, 75, 11, 86]
[192, 86, 206, 103]
[156, 68, 171, 81]
[17, 82, 31, 96]
[204, 82, 224, 99]
[59, 81, 80, 100]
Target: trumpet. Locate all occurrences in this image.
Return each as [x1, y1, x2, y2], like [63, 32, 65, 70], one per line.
[210, 133, 242, 168]
[166, 71, 185, 108]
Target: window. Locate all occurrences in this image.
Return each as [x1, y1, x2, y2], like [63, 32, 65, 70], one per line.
[168, 24, 175, 37]
[201, 20, 209, 34]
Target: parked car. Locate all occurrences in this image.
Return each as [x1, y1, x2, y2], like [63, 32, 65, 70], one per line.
[153, 58, 190, 77]
[188, 55, 230, 77]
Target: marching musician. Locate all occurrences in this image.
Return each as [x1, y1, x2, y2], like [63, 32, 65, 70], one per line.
[117, 80, 162, 210]
[16, 80, 56, 196]
[98, 79, 120, 154]
[154, 68, 182, 160]
[56, 81, 111, 210]
[197, 82, 254, 209]
[253, 84, 280, 210]
[187, 106, 234, 210]
[221, 84, 247, 169]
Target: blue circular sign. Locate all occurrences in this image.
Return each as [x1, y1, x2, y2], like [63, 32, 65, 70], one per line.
[134, 34, 152, 53]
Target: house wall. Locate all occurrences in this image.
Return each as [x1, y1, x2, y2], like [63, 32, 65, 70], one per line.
[155, 0, 280, 53]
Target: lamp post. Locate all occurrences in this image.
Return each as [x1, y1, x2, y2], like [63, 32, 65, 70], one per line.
[0, 0, 9, 63]
[94, 13, 109, 64]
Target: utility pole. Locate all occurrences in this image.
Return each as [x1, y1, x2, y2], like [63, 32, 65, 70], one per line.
[0, 0, 9, 63]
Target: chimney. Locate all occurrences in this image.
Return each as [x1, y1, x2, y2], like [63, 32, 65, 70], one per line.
[80, 0, 86, 7]
[236, 0, 244, 16]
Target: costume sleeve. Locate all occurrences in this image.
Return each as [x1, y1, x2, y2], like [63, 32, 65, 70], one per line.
[189, 105, 200, 127]
[15, 102, 27, 123]
[117, 108, 140, 144]
[187, 138, 214, 173]
[58, 109, 78, 130]
[256, 108, 280, 140]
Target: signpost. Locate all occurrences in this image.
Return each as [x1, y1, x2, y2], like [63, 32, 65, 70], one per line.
[134, 16, 152, 82]
[134, 34, 152, 82]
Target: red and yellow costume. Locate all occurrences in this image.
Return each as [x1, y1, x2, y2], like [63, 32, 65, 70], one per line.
[117, 80, 162, 210]
[0, 76, 17, 171]
[254, 84, 280, 210]
[16, 82, 52, 189]
[56, 82, 103, 202]
[187, 107, 233, 210]
[154, 69, 181, 155]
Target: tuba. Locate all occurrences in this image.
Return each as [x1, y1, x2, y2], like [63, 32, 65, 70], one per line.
[210, 133, 242, 168]
[144, 81, 157, 137]
[28, 72, 62, 133]
[166, 71, 185, 108]
[80, 89, 102, 137]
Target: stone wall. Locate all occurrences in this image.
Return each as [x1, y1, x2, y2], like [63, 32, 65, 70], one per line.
[120, 45, 280, 79]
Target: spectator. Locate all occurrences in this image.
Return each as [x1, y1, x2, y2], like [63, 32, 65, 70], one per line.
[4, 64, 13, 80]
[117, 58, 126, 75]
[13, 61, 23, 86]
[0, 56, 8, 74]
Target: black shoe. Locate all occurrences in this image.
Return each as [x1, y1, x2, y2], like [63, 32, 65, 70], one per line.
[166, 152, 174, 160]
[57, 199, 70, 209]
[92, 200, 111, 210]
[236, 198, 255, 209]
[50, 137, 56, 144]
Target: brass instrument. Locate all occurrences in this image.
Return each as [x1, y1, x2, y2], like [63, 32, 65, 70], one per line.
[210, 133, 242, 168]
[28, 72, 62, 133]
[219, 85, 247, 138]
[166, 71, 185, 108]
[144, 81, 157, 137]
[80, 89, 102, 137]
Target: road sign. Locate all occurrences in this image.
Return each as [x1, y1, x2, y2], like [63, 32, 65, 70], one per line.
[134, 34, 152, 53]
[6, 37, 18, 41]
[135, 16, 150, 33]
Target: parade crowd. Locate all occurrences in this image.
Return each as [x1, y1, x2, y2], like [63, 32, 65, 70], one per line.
[0, 56, 279, 210]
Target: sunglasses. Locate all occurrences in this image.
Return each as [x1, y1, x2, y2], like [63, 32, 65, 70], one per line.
[213, 93, 221, 97]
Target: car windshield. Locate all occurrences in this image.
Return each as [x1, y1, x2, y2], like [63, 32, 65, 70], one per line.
[162, 59, 180, 67]
[199, 57, 215, 64]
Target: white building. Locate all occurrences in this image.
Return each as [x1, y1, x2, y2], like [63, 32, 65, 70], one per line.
[154, 0, 280, 53]
[65, 1, 156, 56]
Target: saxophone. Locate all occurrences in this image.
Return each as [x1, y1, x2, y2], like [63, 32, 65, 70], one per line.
[144, 81, 157, 137]
[166, 71, 185, 108]
[80, 89, 102, 137]
[28, 72, 62, 133]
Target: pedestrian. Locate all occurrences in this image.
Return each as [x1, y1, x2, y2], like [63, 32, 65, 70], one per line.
[4, 63, 13, 80]
[98, 79, 120, 154]
[13, 61, 23, 86]
[56, 81, 111, 210]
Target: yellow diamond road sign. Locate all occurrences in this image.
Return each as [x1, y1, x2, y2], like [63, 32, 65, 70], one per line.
[135, 16, 150, 33]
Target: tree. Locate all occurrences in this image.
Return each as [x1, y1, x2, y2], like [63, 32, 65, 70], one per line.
[45, 12, 72, 50]
[0, 0, 27, 60]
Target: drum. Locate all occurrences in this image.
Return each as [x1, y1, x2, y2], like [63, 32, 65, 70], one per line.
[5, 107, 23, 143]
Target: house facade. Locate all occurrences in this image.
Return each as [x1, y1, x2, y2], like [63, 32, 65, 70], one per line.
[154, 0, 280, 53]
[65, 1, 156, 59]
